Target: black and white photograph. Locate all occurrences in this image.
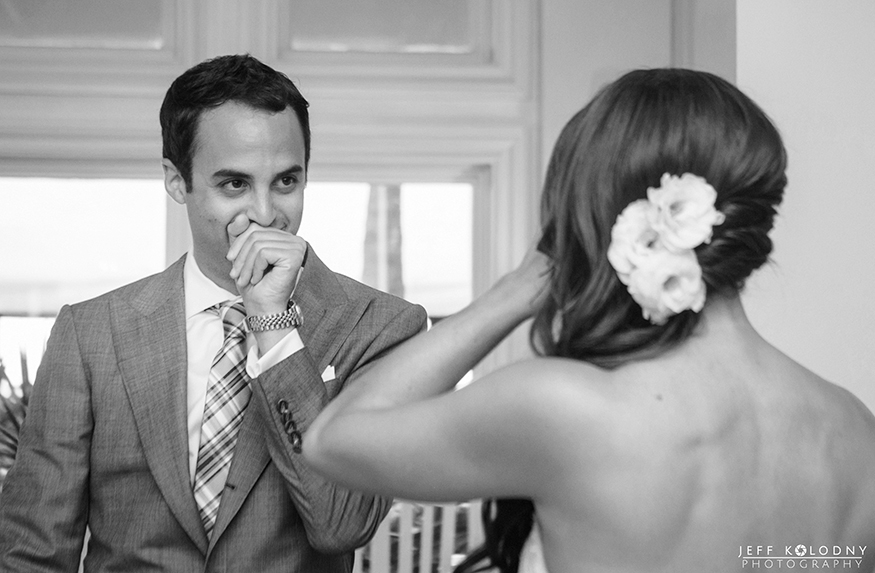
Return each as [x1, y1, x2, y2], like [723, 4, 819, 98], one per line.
[0, 2, 873, 572]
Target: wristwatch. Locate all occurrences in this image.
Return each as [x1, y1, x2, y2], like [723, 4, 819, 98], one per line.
[245, 300, 303, 332]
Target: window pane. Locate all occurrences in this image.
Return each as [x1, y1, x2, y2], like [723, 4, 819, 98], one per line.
[299, 182, 371, 283]
[0, 177, 167, 316]
[299, 182, 472, 317]
[400, 183, 472, 317]
[289, 0, 474, 54]
[0, 0, 164, 49]
[0, 177, 166, 391]
[0, 316, 54, 386]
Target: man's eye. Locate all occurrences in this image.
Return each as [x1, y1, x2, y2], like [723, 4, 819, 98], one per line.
[280, 176, 297, 187]
[222, 180, 247, 192]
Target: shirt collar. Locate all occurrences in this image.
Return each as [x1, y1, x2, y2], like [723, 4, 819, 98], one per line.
[183, 251, 240, 319]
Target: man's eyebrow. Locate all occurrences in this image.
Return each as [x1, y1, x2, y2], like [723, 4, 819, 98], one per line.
[210, 165, 304, 181]
[277, 165, 304, 178]
[211, 169, 251, 181]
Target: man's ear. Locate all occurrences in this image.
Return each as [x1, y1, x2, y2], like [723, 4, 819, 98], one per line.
[162, 158, 187, 205]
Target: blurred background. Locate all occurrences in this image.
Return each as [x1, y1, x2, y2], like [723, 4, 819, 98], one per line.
[0, 1, 873, 571]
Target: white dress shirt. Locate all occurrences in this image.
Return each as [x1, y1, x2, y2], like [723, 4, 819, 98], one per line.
[183, 252, 304, 483]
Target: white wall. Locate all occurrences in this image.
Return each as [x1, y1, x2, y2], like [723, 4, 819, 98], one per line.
[737, 1, 875, 410]
[540, 0, 673, 171]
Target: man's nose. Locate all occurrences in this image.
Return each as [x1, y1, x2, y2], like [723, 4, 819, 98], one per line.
[248, 190, 277, 227]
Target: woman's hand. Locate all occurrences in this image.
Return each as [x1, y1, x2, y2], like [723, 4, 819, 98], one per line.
[490, 246, 552, 322]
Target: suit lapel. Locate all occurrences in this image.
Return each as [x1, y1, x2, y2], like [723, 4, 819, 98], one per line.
[207, 410, 270, 547]
[209, 248, 366, 544]
[111, 256, 209, 554]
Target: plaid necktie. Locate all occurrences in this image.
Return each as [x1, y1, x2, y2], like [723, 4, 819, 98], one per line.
[193, 301, 251, 538]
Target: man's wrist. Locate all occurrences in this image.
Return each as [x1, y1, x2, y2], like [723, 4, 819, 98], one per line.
[245, 301, 303, 332]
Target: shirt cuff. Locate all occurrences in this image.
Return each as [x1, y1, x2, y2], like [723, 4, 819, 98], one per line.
[246, 328, 305, 378]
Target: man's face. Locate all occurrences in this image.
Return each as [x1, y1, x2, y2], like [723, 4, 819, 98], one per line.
[164, 101, 306, 291]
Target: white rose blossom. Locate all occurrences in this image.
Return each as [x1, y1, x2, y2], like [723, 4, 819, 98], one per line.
[647, 173, 726, 251]
[606, 200, 660, 284]
[607, 173, 724, 324]
[626, 249, 706, 325]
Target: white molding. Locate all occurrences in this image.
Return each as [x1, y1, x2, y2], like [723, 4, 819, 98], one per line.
[267, 0, 535, 99]
[273, 1, 507, 77]
[0, 93, 161, 178]
[0, 0, 192, 177]
[0, 0, 196, 97]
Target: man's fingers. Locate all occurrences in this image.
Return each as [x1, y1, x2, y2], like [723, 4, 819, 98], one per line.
[250, 251, 271, 285]
[226, 220, 307, 305]
[226, 214, 251, 259]
[229, 226, 278, 278]
[232, 235, 305, 287]
[232, 234, 288, 275]
[235, 251, 268, 289]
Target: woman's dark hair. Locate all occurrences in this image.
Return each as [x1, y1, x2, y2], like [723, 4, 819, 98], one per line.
[453, 499, 534, 573]
[456, 68, 787, 573]
[159, 54, 311, 191]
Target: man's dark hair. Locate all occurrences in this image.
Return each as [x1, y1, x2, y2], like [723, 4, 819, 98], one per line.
[159, 54, 311, 191]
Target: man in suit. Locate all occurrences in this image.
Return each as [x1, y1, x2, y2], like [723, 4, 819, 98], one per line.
[0, 54, 426, 571]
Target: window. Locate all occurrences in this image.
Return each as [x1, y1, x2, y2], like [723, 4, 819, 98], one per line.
[0, 0, 165, 49]
[288, 0, 476, 55]
[300, 181, 473, 318]
[0, 177, 166, 388]
[0, 177, 476, 387]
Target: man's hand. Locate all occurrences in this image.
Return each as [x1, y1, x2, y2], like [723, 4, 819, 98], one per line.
[226, 214, 307, 316]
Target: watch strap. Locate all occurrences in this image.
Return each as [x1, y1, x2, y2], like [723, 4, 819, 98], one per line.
[245, 301, 303, 332]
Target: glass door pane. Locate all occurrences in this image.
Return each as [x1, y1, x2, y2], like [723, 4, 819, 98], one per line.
[299, 181, 473, 318]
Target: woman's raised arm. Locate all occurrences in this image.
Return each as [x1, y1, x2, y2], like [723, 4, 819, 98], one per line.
[302, 249, 556, 501]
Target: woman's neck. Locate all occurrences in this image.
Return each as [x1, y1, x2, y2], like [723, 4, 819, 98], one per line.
[691, 292, 765, 349]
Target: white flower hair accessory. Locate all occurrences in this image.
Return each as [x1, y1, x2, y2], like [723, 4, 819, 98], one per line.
[607, 173, 725, 325]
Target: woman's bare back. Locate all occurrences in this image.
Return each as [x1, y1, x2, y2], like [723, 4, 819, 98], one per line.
[534, 298, 875, 573]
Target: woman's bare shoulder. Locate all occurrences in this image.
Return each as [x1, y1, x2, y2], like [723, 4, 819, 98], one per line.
[487, 357, 660, 467]
[491, 356, 668, 425]
[491, 357, 623, 416]
[769, 349, 875, 440]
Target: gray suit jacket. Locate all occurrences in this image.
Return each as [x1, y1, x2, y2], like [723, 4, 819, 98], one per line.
[0, 250, 426, 572]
